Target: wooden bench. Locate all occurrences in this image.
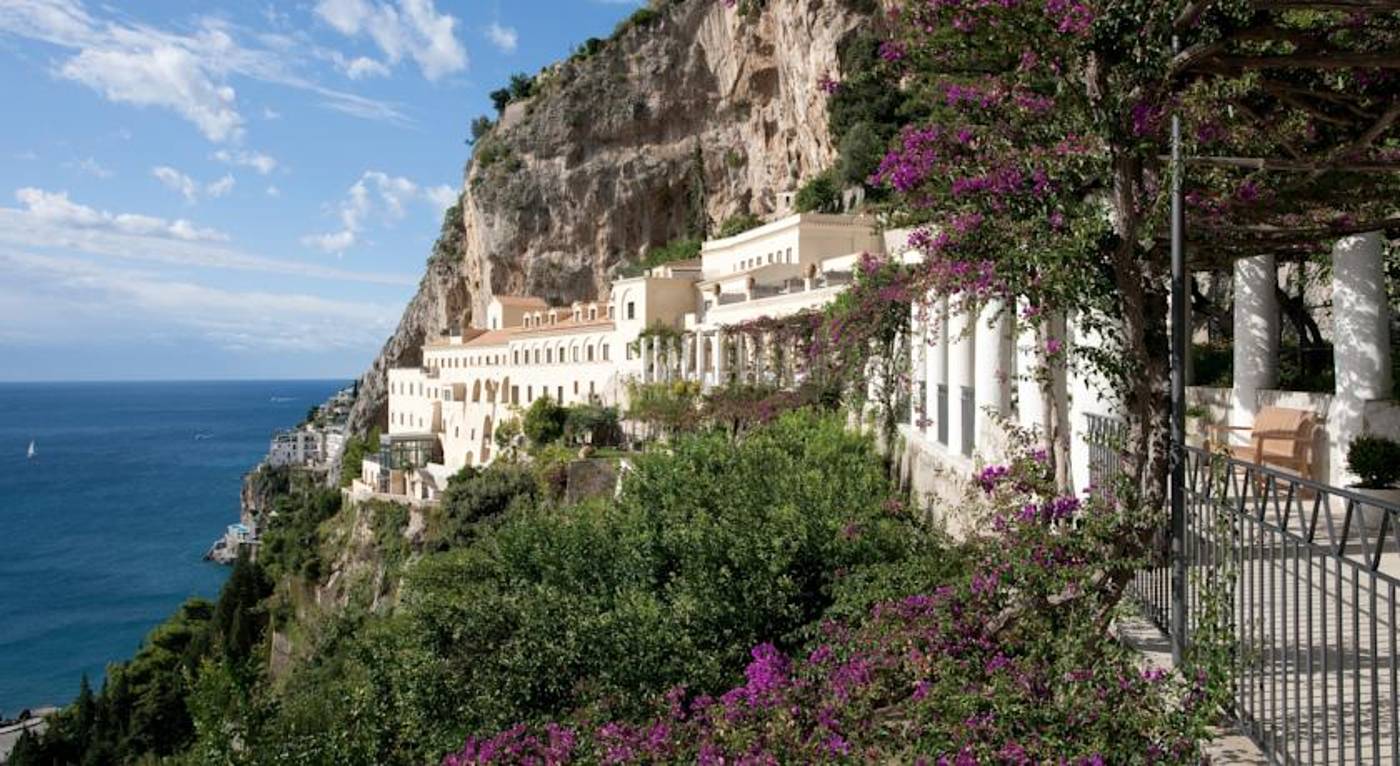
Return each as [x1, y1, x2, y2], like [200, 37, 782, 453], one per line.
[1205, 405, 1322, 481]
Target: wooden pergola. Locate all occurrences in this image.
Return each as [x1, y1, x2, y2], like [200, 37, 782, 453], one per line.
[1163, 0, 1400, 660]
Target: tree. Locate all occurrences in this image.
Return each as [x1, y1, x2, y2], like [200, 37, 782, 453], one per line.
[507, 72, 535, 101]
[794, 170, 841, 213]
[717, 212, 762, 238]
[339, 428, 379, 487]
[864, 0, 1400, 616]
[489, 88, 511, 114]
[521, 395, 566, 446]
[467, 115, 494, 145]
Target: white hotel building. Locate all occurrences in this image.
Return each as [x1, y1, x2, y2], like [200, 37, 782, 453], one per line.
[356, 209, 1396, 510]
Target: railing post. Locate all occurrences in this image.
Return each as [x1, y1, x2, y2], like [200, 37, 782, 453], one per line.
[1169, 33, 1189, 667]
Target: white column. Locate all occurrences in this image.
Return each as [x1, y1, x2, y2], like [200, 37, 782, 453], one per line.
[1015, 301, 1047, 433]
[1231, 254, 1279, 428]
[736, 334, 748, 382]
[681, 334, 692, 381]
[698, 332, 711, 389]
[642, 337, 653, 383]
[947, 306, 976, 457]
[1331, 231, 1392, 483]
[973, 301, 1012, 451]
[912, 304, 929, 432]
[715, 330, 728, 386]
[930, 299, 949, 444]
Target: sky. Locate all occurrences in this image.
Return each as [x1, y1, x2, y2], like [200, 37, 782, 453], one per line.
[0, 0, 643, 382]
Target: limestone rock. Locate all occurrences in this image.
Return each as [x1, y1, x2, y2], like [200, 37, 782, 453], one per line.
[342, 0, 868, 444]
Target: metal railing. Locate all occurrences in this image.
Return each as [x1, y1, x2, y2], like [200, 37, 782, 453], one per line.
[1084, 412, 1400, 765]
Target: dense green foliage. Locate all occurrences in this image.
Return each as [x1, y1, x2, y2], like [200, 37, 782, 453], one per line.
[338, 427, 379, 487]
[794, 169, 841, 213]
[259, 486, 344, 582]
[11, 554, 276, 766]
[520, 395, 567, 446]
[715, 212, 762, 238]
[39, 412, 931, 765]
[617, 237, 701, 278]
[436, 462, 539, 548]
[826, 30, 924, 190]
[407, 412, 929, 734]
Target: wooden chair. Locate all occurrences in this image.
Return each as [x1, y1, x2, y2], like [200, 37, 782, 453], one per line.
[1204, 405, 1322, 481]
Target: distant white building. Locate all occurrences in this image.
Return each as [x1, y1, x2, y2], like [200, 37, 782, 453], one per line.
[267, 427, 323, 468]
[354, 212, 883, 500]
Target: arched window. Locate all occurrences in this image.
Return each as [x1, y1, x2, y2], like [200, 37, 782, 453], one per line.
[587, 345, 594, 362]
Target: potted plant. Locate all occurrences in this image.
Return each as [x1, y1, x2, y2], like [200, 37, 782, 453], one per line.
[1345, 434, 1400, 532]
[1184, 404, 1209, 449]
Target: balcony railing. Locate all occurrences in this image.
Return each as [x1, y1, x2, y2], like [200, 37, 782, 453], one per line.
[1084, 412, 1400, 765]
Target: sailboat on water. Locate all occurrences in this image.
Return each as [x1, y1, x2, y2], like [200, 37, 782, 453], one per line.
[27, 439, 36, 459]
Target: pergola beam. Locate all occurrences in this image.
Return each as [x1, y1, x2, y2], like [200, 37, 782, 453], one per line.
[1168, 155, 1400, 173]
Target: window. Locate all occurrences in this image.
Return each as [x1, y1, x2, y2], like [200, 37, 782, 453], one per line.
[573, 381, 579, 395]
[547, 348, 553, 364]
[513, 350, 519, 364]
[527, 385, 533, 401]
[557, 386, 563, 402]
[512, 385, 519, 404]
[602, 344, 609, 361]
[589, 381, 595, 396]
[786, 247, 792, 262]
[534, 349, 541, 364]
[587, 345, 594, 362]
[626, 301, 636, 320]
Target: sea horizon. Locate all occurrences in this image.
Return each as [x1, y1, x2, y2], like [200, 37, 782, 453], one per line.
[0, 379, 347, 714]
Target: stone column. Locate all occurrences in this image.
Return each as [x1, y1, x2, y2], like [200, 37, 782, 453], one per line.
[1331, 231, 1392, 483]
[931, 299, 950, 444]
[912, 305, 928, 431]
[736, 334, 749, 382]
[947, 305, 976, 457]
[715, 330, 728, 386]
[681, 334, 692, 381]
[973, 301, 1012, 450]
[1015, 300, 1047, 433]
[1231, 254, 1279, 427]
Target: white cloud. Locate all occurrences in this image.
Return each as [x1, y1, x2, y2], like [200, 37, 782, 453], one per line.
[485, 22, 517, 54]
[424, 184, 458, 211]
[206, 174, 236, 198]
[152, 165, 199, 201]
[66, 156, 113, 178]
[16, 187, 226, 241]
[261, 105, 281, 120]
[151, 165, 235, 202]
[344, 55, 390, 79]
[0, 0, 410, 141]
[313, 0, 467, 81]
[59, 39, 244, 142]
[0, 249, 398, 353]
[0, 194, 417, 286]
[266, 185, 281, 197]
[302, 171, 456, 254]
[212, 148, 278, 175]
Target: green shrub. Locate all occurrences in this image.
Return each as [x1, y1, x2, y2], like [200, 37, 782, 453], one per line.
[521, 395, 567, 446]
[339, 427, 379, 487]
[1346, 435, 1400, 488]
[717, 212, 762, 238]
[467, 115, 493, 144]
[438, 463, 539, 547]
[618, 237, 701, 278]
[563, 403, 622, 446]
[403, 411, 928, 732]
[794, 169, 841, 213]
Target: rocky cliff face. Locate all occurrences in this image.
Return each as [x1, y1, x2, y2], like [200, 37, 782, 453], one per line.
[343, 0, 869, 440]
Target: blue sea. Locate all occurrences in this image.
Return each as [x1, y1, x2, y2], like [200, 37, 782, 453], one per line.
[0, 380, 345, 715]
